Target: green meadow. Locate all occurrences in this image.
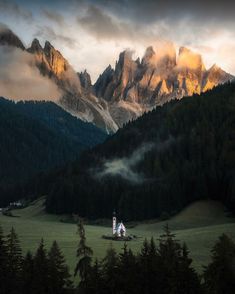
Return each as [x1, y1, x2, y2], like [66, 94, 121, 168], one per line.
[1, 198, 235, 279]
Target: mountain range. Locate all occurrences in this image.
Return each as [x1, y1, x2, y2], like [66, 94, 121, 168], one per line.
[0, 28, 233, 132]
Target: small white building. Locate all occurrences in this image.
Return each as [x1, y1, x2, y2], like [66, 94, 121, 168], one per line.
[116, 222, 126, 237]
[112, 211, 126, 237]
[9, 201, 23, 208]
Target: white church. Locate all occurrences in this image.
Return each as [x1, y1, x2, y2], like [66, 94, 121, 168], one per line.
[112, 211, 126, 237]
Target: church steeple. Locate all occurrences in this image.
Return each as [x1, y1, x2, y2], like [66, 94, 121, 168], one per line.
[112, 211, 116, 235]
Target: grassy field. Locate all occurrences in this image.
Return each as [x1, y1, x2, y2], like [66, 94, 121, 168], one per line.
[0, 198, 235, 279]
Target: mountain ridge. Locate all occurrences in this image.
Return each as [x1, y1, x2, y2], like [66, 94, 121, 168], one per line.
[0, 27, 233, 132]
[94, 46, 234, 126]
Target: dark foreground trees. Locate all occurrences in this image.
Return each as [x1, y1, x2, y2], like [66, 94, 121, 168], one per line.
[203, 234, 235, 294]
[0, 223, 235, 294]
[0, 225, 72, 294]
[81, 225, 202, 294]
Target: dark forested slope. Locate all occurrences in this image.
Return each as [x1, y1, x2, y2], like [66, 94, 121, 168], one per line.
[0, 98, 107, 204]
[3, 82, 235, 219]
[43, 82, 235, 220]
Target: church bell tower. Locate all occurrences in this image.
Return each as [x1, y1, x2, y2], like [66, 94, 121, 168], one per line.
[112, 211, 116, 235]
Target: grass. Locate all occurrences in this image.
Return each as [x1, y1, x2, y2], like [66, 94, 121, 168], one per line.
[0, 198, 235, 280]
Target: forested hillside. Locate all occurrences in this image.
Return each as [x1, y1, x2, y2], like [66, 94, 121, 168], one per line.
[45, 82, 235, 220]
[0, 98, 106, 205]
[3, 82, 235, 219]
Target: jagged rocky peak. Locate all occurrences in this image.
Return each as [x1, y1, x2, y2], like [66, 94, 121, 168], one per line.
[209, 63, 223, 73]
[44, 40, 54, 53]
[104, 64, 114, 74]
[177, 46, 205, 71]
[94, 64, 115, 99]
[115, 49, 138, 84]
[96, 64, 114, 85]
[27, 38, 82, 96]
[202, 63, 234, 92]
[27, 38, 43, 53]
[208, 64, 233, 80]
[79, 70, 92, 89]
[207, 64, 227, 79]
[178, 46, 190, 55]
[42, 40, 68, 75]
[135, 57, 141, 66]
[117, 49, 134, 64]
[142, 46, 156, 66]
[0, 27, 25, 50]
[115, 50, 138, 74]
[142, 44, 176, 71]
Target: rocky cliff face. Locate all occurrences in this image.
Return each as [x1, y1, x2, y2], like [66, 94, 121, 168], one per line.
[26, 38, 118, 133]
[27, 39, 82, 95]
[0, 29, 118, 132]
[0, 28, 25, 50]
[94, 46, 233, 126]
[0, 28, 233, 132]
[78, 70, 92, 90]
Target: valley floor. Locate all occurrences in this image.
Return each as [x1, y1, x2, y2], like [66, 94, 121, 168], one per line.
[0, 199, 235, 279]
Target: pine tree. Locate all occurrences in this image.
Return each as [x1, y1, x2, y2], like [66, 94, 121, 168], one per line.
[0, 225, 8, 294]
[178, 243, 202, 294]
[149, 237, 157, 256]
[102, 246, 119, 294]
[158, 224, 201, 294]
[5, 227, 23, 294]
[138, 237, 159, 294]
[48, 240, 72, 294]
[140, 238, 150, 257]
[204, 234, 235, 294]
[74, 218, 93, 290]
[118, 243, 138, 294]
[33, 239, 50, 294]
[88, 259, 105, 294]
[21, 251, 34, 294]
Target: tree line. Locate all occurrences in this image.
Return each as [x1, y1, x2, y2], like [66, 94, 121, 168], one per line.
[1, 221, 235, 294]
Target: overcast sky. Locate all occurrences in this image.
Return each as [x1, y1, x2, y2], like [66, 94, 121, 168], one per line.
[0, 0, 235, 82]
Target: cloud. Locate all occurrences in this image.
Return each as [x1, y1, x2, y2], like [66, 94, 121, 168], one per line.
[96, 143, 154, 183]
[87, 0, 235, 24]
[35, 25, 78, 49]
[76, 4, 177, 44]
[42, 9, 65, 26]
[75, 1, 235, 49]
[0, 46, 62, 101]
[77, 5, 136, 41]
[0, 0, 33, 23]
[0, 0, 235, 80]
[177, 48, 203, 70]
[0, 22, 10, 33]
[95, 137, 174, 183]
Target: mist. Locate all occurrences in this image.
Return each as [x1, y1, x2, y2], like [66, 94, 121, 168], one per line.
[96, 137, 174, 184]
[0, 46, 62, 101]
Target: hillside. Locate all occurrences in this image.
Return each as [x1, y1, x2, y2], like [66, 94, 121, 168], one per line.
[0, 98, 107, 206]
[42, 82, 235, 220]
[3, 82, 235, 219]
